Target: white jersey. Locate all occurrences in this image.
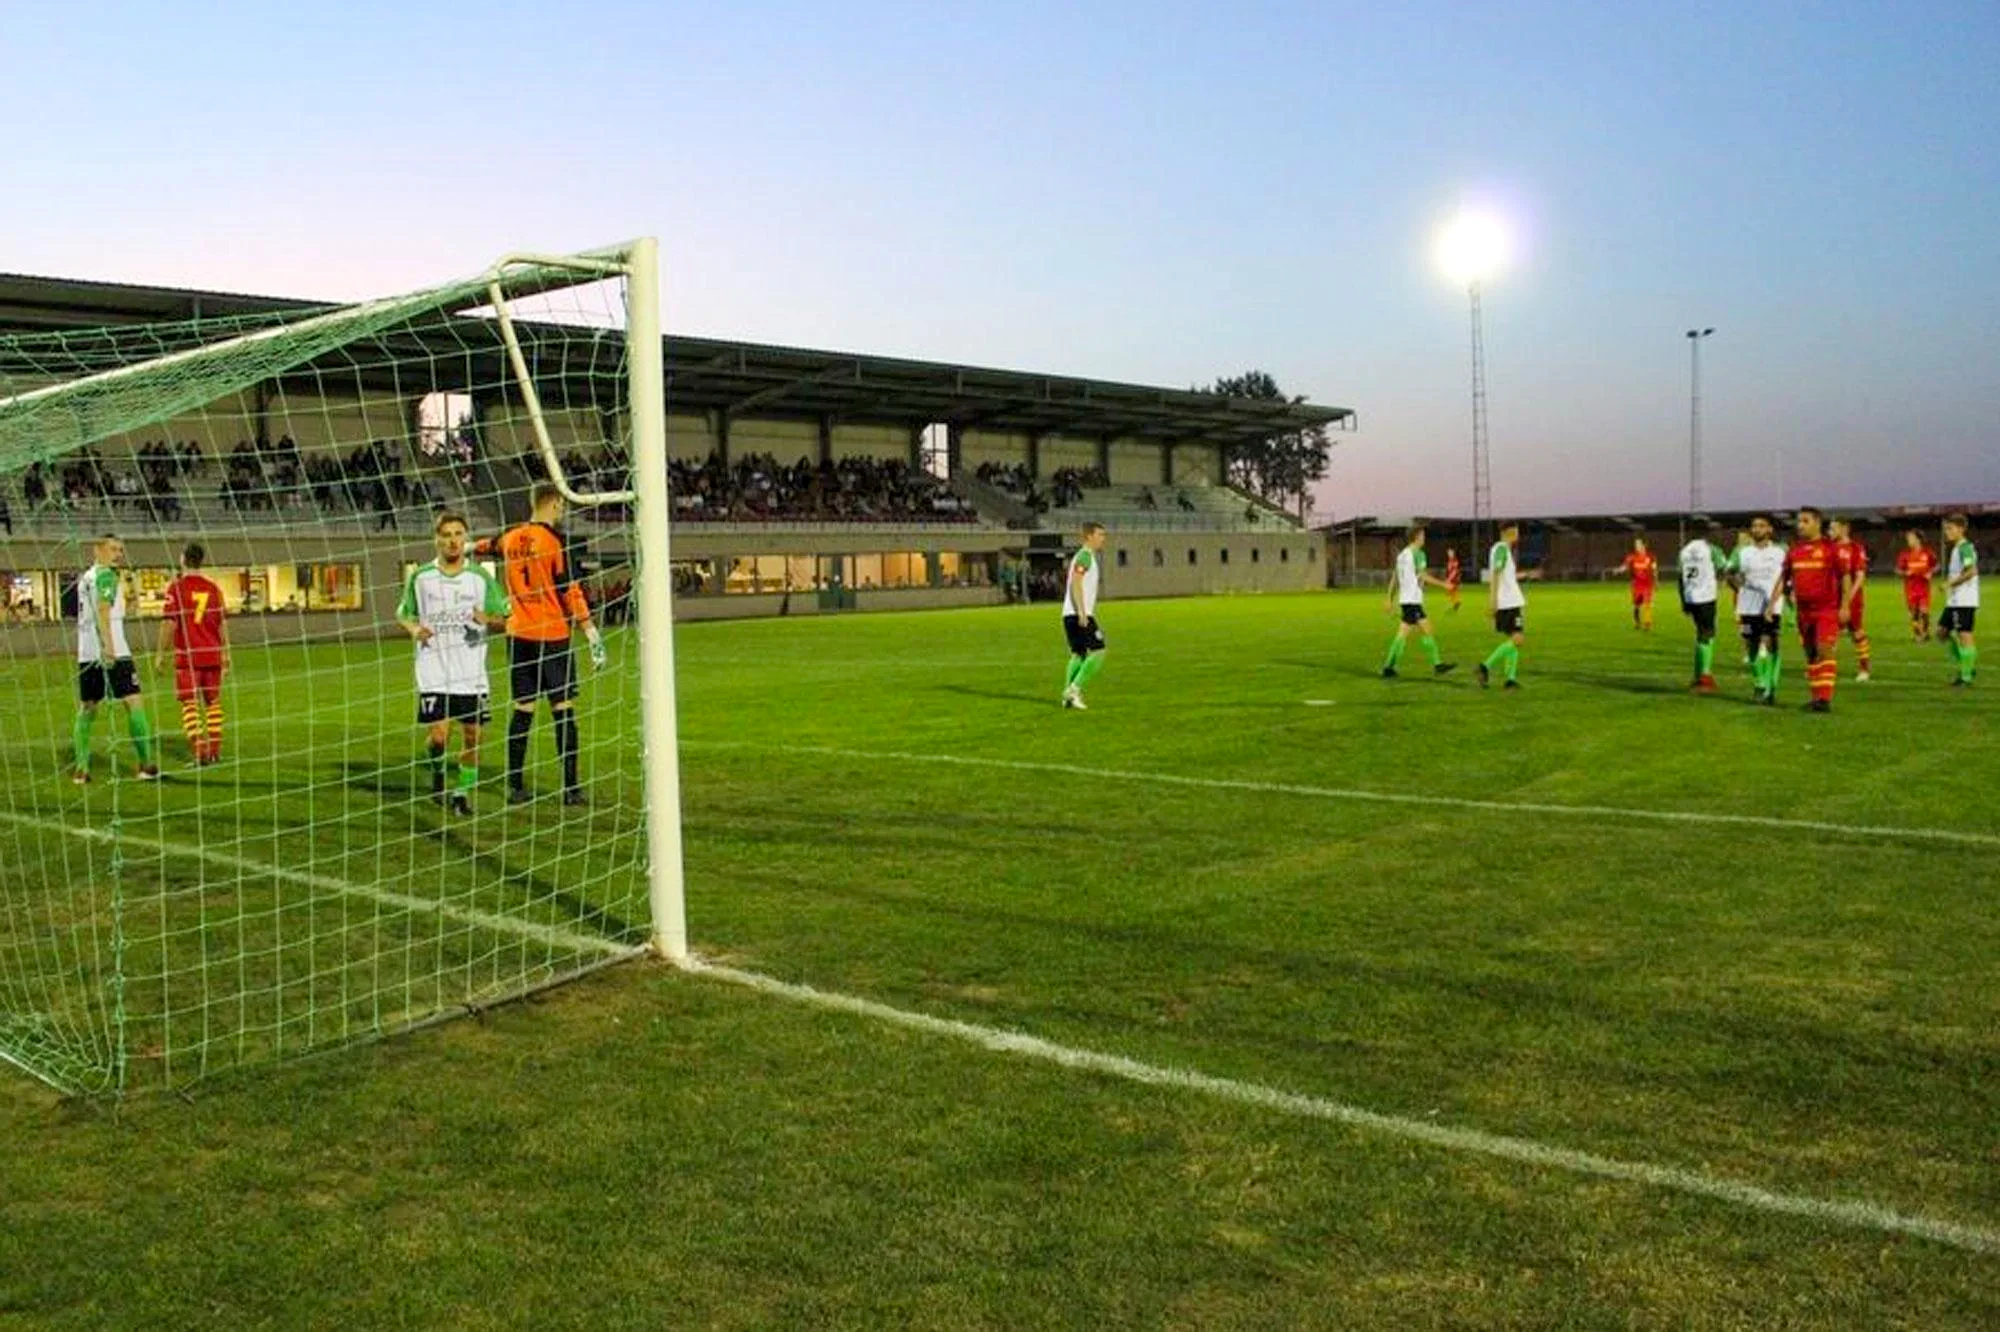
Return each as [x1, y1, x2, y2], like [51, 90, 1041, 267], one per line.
[1735, 542, 1787, 618]
[1947, 537, 1981, 609]
[74, 564, 130, 662]
[1061, 546, 1100, 619]
[1487, 541, 1524, 611]
[1394, 545, 1428, 605]
[398, 560, 507, 696]
[1678, 539, 1724, 605]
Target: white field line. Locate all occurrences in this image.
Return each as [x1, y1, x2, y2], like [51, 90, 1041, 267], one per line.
[682, 741, 2000, 849]
[0, 811, 628, 958]
[685, 958, 2000, 1257]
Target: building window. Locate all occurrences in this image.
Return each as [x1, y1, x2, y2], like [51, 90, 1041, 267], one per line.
[1251, 548, 1261, 564]
[1151, 548, 1164, 567]
[1220, 547, 1230, 565]
[1116, 548, 1129, 568]
[1280, 547, 1290, 563]
[1187, 549, 1198, 566]
[1309, 545, 1320, 561]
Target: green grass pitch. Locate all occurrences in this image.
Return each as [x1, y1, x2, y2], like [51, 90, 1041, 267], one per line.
[2, 583, 1995, 1327]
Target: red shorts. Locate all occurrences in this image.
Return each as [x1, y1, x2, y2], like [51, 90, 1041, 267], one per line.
[1632, 587, 1655, 604]
[175, 664, 224, 702]
[1796, 607, 1841, 652]
[1905, 586, 1931, 611]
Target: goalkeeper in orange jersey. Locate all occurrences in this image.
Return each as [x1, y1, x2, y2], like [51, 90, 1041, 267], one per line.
[490, 482, 606, 807]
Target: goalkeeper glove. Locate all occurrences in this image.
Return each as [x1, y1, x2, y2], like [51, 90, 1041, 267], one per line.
[585, 624, 608, 671]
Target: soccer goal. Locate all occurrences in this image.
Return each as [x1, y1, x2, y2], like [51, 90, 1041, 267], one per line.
[0, 239, 685, 1095]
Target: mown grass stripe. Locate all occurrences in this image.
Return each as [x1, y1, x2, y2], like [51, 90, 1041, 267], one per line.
[689, 958, 2000, 1257]
[685, 741, 2000, 849]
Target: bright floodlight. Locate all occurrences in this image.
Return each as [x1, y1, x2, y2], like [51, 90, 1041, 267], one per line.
[1436, 210, 1510, 286]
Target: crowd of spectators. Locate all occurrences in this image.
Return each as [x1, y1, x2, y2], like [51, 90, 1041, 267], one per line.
[667, 452, 974, 523]
[975, 461, 1108, 513]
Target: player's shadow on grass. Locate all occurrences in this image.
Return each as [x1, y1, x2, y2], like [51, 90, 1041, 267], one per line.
[1538, 667, 1718, 699]
[335, 758, 645, 947]
[934, 683, 1059, 708]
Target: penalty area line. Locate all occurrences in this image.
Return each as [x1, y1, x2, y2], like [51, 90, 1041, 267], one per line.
[0, 810, 629, 959]
[684, 958, 2000, 1257]
[682, 741, 2000, 849]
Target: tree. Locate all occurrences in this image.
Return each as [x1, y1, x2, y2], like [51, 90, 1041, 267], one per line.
[1203, 371, 1330, 521]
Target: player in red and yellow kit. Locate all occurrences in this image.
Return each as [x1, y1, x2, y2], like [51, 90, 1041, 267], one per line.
[1619, 538, 1658, 630]
[1893, 528, 1938, 641]
[1782, 508, 1843, 712]
[487, 482, 605, 806]
[1443, 547, 1463, 612]
[1828, 517, 1873, 682]
[154, 541, 229, 764]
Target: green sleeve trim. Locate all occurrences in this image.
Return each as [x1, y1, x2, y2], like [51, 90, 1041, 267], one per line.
[1414, 550, 1428, 574]
[92, 567, 118, 603]
[482, 567, 508, 616]
[396, 566, 422, 620]
[1074, 549, 1093, 572]
[1959, 540, 1977, 566]
[1490, 543, 1510, 572]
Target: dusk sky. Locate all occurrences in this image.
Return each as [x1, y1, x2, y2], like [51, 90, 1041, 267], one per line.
[7, 1, 1997, 518]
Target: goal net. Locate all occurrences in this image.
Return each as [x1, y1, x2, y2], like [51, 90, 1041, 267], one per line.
[0, 241, 682, 1096]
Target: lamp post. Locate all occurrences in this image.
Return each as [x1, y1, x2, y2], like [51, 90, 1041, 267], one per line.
[1686, 327, 1714, 512]
[1438, 212, 1507, 559]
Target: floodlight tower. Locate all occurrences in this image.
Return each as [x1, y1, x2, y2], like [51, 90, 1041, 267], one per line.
[1438, 212, 1507, 557]
[1686, 327, 1714, 512]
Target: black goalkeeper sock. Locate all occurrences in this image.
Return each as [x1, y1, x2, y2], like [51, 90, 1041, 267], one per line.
[506, 710, 533, 790]
[554, 708, 579, 792]
[427, 741, 447, 793]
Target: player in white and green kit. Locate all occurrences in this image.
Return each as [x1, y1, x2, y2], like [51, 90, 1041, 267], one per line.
[1734, 515, 1788, 704]
[1940, 512, 1979, 687]
[1381, 524, 1455, 678]
[1677, 531, 1731, 692]
[1060, 522, 1109, 709]
[71, 534, 158, 783]
[397, 513, 509, 812]
[1476, 521, 1527, 689]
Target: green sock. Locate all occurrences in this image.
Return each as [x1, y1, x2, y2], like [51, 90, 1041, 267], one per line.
[127, 707, 153, 765]
[1753, 650, 1771, 691]
[1504, 642, 1521, 682]
[1420, 635, 1442, 666]
[1384, 634, 1407, 669]
[1696, 640, 1714, 677]
[457, 762, 478, 792]
[1075, 651, 1106, 688]
[1483, 641, 1510, 670]
[1945, 638, 1961, 664]
[1961, 644, 1977, 682]
[71, 710, 95, 773]
[1064, 656, 1084, 690]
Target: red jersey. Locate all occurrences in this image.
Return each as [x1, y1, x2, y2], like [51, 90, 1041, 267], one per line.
[1832, 539, 1868, 599]
[161, 573, 227, 668]
[1784, 537, 1843, 610]
[1444, 554, 1462, 589]
[1620, 552, 1658, 590]
[1895, 546, 1937, 593]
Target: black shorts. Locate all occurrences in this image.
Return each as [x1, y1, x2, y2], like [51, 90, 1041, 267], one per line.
[1740, 614, 1780, 646]
[1685, 601, 1717, 636]
[419, 693, 491, 726]
[1063, 615, 1106, 656]
[78, 659, 139, 705]
[1399, 603, 1427, 626]
[1494, 607, 1524, 635]
[509, 637, 576, 704]
[1941, 607, 1978, 634]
